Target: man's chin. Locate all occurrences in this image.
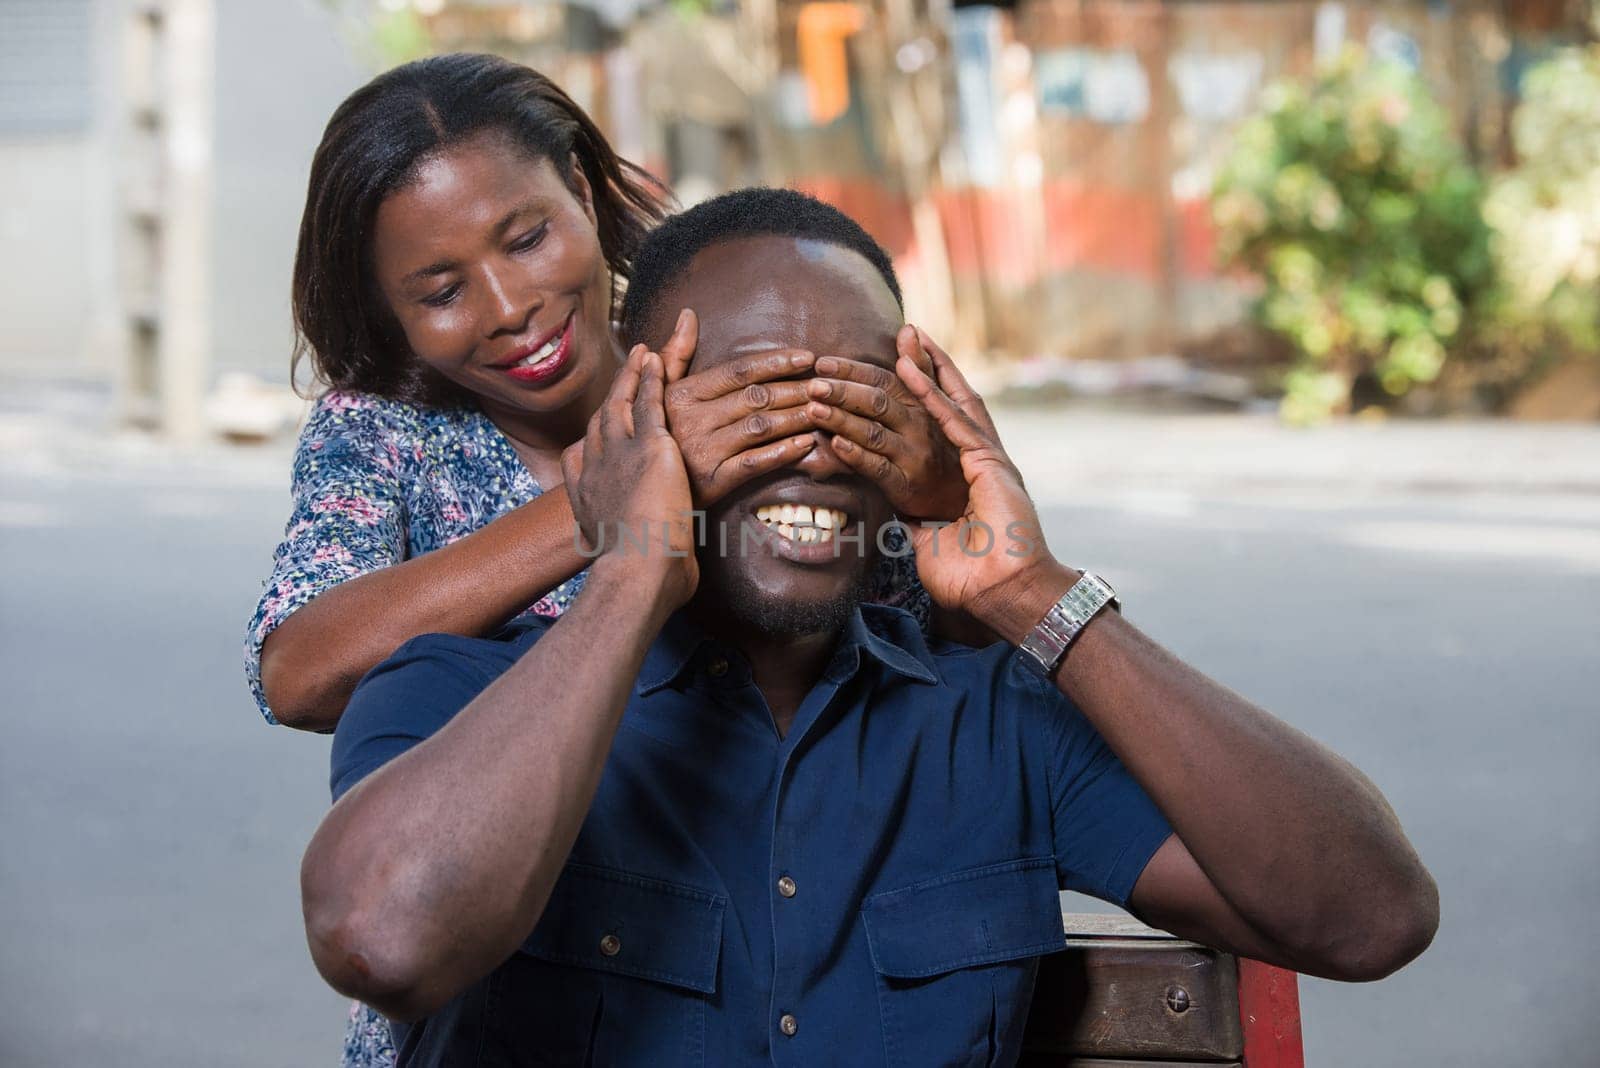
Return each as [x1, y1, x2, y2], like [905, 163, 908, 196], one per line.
[699, 568, 865, 642]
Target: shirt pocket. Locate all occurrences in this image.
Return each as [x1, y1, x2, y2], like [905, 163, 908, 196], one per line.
[487, 862, 726, 1066]
[862, 856, 1064, 1068]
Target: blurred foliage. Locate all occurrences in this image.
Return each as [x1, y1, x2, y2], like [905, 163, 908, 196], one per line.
[1213, 47, 1492, 423]
[316, 1, 436, 68]
[1478, 42, 1600, 369]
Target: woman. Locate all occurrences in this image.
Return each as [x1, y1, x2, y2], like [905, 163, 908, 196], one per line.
[247, 54, 958, 1066]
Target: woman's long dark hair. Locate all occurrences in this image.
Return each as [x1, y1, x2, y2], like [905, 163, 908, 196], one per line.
[291, 53, 670, 403]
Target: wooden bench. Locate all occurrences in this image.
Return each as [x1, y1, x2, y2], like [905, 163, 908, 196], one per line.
[1022, 915, 1304, 1067]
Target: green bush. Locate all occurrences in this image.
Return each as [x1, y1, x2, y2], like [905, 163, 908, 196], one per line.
[1213, 48, 1493, 423]
[1481, 43, 1600, 361]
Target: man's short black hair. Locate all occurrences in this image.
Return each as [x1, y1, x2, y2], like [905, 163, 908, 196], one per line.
[618, 187, 902, 347]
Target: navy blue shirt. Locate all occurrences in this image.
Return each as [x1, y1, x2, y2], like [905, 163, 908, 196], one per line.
[331, 605, 1172, 1067]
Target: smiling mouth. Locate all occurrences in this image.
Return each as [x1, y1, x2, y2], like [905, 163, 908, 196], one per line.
[504, 313, 572, 370]
[754, 502, 850, 544]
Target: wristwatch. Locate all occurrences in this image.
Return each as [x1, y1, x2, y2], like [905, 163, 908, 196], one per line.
[1017, 570, 1118, 678]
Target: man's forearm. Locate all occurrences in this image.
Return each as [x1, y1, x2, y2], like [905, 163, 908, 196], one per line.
[985, 563, 1437, 974]
[301, 556, 679, 1020]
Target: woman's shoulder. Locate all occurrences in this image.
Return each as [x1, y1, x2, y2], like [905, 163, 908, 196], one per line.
[298, 389, 485, 450]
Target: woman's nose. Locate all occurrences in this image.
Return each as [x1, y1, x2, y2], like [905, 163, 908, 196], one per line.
[482, 266, 540, 337]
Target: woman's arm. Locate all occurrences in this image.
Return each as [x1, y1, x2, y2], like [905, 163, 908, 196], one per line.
[260, 485, 587, 732]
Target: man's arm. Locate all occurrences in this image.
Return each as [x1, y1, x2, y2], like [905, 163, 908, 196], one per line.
[896, 331, 1438, 982]
[300, 350, 698, 1021]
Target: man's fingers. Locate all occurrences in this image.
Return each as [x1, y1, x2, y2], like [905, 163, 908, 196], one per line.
[633, 352, 668, 435]
[602, 350, 645, 439]
[897, 324, 935, 377]
[660, 308, 699, 383]
[671, 349, 815, 404]
[707, 435, 818, 501]
[806, 401, 903, 458]
[895, 355, 990, 453]
[919, 333, 1000, 437]
[830, 435, 913, 501]
[805, 377, 907, 428]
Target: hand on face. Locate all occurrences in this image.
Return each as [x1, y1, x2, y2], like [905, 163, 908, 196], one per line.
[803, 324, 967, 523]
[662, 327, 824, 507]
[562, 346, 698, 604]
[891, 329, 1062, 639]
[660, 314, 966, 520]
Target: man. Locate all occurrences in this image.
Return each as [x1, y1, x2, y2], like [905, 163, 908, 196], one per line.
[301, 189, 1437, 1066]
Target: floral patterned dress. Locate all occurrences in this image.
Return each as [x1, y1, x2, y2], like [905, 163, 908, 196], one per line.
[245, 389, 929, 1067]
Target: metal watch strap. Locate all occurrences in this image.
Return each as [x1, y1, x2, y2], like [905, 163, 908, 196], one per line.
[1017, 570, 1118, 677]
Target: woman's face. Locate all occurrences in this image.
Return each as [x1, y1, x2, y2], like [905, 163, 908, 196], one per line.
[371, 132, 615, 424]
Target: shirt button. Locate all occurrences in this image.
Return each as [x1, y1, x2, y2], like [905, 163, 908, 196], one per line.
[707, 658, 729, 678]
[779, 1013, 798, 1037]
[777, 875, 797, 898]
[599, 934, 621, 957]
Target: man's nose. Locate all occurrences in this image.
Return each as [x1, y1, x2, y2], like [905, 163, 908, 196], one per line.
[793, 430, 855, 481]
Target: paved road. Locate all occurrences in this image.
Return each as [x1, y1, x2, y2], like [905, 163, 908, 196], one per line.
[1, 413, 1596, 1066]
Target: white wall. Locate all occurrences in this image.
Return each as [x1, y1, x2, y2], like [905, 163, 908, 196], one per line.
[209, 0, 366, 381]
[0, 0, 369, 385]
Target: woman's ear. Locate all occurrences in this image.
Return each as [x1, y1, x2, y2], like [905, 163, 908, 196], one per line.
[568, 152, 597, 227]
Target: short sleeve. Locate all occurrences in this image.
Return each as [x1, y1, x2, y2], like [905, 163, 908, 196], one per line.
[330, 632, 512, 802]
[1017, 667, 1172, 907]
[245, 391, 414, 725]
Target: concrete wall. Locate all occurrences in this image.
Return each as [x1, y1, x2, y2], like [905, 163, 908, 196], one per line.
[0, 0, 368, 385]
[0, 0, 119, 379]
[210, 0, 366, 381]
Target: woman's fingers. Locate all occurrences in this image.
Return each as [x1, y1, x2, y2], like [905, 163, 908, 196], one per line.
[830, 434, 914, 502]
[806, 400, 906, 458]
[669, 349, 815, 405]
[718, 403, 816, 448]
[683, 380, 816, 433]
[659, 308, 699, 383]
[805, 376, 909, 429]
[706, 435, 819, 501]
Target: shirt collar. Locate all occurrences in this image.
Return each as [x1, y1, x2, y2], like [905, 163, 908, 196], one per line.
[635, 604, 938, 697]
[829, 604, 940, 686]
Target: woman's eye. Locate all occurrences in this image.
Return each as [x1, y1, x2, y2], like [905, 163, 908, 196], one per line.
[511, 224, 549, 254]
[422, 283, 462, 308]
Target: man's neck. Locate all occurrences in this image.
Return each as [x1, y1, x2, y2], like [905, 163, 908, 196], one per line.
[691, 608, 840, 739]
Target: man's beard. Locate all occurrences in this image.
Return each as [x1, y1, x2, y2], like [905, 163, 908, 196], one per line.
[707, 561, 870, 640]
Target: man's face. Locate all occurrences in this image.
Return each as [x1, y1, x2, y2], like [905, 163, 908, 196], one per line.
[650, 234, 902, 639]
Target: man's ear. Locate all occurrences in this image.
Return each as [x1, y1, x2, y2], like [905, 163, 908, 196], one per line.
[568, 152, 597, 227]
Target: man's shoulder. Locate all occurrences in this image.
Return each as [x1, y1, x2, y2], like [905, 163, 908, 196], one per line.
[858, 603, 1040, 696]
[329, 622, 550, 800]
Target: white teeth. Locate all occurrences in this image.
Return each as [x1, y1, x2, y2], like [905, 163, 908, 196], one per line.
[517, 336, 560, 368]
[755, 503, 847, 544]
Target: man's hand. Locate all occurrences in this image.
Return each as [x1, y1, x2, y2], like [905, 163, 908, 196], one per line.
[562, 346, 698, 606]
[664, 347, 822, 506]
[805, 325, 967, 522]
[893, 329, 1069, 642]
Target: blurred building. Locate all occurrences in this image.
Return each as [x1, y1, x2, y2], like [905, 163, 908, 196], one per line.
[410, 0, 1592, 366]
[0, 0, 1590, 436]
[0, 0, 364, 437]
